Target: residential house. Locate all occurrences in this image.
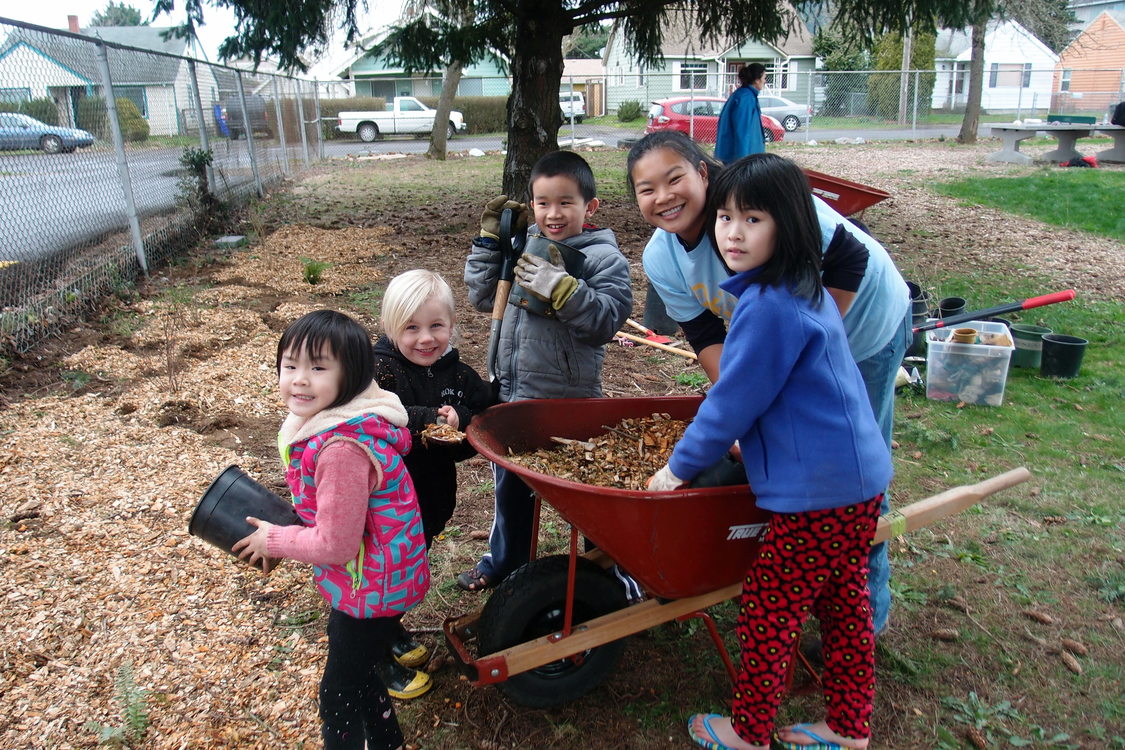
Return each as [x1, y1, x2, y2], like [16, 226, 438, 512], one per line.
[601, 11, 816, 115]
[0, 16, 226, 136]
[330, 26, 509, 100]
[1068, 0, 1125, 27]
[932, 20, 1058, 115]
[1053, 11, 1125, 117]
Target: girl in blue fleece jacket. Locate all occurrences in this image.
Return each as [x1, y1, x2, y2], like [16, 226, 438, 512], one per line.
[646, 154, 891, 750]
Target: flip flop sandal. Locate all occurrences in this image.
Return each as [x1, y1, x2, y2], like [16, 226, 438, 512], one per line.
[455, 565, 493, 592]
[686, 713, 740, 750]
[774, 724, 850, 750]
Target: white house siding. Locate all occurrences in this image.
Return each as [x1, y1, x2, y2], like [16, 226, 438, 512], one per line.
[0, 43, 91, 96]
[932, 21, 1058, 113]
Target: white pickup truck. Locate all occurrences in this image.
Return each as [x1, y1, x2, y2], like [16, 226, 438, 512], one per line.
[336, 96, 468, 142]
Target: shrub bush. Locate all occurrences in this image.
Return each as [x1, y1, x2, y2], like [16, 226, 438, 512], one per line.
[0, 98, 62, 125]
[116, 98, 149, 142]
[418, 96, 507, 135]
[617, 100, 643, 122]
[318, 97, 386, 140]
[77, 97, 108, 139]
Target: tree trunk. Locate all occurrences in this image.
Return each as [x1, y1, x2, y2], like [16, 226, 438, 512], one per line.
[957, 15, 986, 144]
[427, 62, 464, 160]
[501, 1, 569, 201]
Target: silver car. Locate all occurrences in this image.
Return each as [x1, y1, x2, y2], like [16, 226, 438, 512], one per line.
[758, 95, 810, 132]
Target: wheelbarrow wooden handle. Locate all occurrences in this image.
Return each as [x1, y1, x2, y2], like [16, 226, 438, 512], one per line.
[616, 330, 697, 360]
[873, 467, 1031, 544]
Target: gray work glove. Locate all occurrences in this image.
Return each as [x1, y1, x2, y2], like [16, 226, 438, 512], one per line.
[514, 245, 579, 309]
[479, 195, 529, 240]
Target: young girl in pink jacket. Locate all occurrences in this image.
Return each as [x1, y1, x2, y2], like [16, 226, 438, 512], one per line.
[235, 309, 429, 750]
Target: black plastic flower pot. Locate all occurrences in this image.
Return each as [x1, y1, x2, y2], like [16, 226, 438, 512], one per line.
[189, 465, 303, 566]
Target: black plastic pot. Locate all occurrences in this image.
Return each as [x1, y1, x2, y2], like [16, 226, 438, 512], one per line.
[189, 465, 303, 566]
[1040, 334, 1088, 379]
[938, 296, 967, 318]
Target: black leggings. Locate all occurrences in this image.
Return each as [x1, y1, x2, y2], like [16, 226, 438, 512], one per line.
[320, 609, 404, 750]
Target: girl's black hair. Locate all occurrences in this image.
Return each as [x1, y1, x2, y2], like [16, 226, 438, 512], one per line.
[625, 130, 723, 199]
[276, 310, 374, 409]
[708, 153, 823, 304]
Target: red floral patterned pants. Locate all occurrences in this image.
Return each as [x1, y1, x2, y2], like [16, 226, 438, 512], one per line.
[730, 496, 883, 746]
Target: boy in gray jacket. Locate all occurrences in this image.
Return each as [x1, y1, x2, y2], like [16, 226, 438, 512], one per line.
[459, 150, 632, 591]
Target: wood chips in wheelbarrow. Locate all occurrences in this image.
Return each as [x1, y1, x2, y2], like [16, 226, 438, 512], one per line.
[505, 414, 689, 490]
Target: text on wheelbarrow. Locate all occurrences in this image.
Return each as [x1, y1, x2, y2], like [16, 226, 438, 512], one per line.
[727, 523, 769, 541]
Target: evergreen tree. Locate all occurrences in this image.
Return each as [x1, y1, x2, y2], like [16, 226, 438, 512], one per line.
[90, 2, 147, 26]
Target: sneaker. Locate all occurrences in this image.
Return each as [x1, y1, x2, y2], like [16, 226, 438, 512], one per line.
[391, 634, 430, 669]
[378, 659, 432, 700]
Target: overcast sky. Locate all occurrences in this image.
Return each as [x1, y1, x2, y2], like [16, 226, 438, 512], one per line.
[0, 0, 403, 64]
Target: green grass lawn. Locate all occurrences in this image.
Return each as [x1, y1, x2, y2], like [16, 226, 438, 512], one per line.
[936, 168, 1125, 242]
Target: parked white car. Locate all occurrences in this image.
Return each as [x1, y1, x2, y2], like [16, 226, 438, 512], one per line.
[336, 96, 467, 141]
[559, 91, 586, 123]
[758, 94, 811, 132]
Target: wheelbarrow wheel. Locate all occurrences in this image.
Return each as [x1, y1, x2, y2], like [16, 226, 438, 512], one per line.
[477, 555, 628, 707]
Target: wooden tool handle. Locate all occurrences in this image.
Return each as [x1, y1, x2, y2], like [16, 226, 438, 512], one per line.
[616, 330, 698, 359]
[626, 318, 653, 335]
[873, 467, 1031, 544]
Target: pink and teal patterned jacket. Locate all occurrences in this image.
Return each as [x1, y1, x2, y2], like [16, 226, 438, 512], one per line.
[281, 383, 430, 618]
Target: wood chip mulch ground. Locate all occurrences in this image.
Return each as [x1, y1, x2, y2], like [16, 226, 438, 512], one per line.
[1, 139, 1121, 749]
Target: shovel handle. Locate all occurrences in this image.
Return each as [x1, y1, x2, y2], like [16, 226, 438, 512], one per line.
[913, 289, 1075, 333]
[616, 330, 698, 359]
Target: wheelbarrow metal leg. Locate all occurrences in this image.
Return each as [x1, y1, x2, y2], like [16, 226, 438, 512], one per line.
[677, 610, 739, 686]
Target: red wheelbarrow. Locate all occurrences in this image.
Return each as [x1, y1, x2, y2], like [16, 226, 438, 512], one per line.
[802, 168, 891, 217]
[443, 396, 1030, 707]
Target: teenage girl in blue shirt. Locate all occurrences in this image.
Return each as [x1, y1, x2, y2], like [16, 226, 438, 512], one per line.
[628, 131, 909, 636]
[647, 153, 891, 750]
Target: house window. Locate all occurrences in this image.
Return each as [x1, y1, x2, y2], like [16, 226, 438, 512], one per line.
[1022, 63, 1032, 88]
[115, 85, 147, 117]
[677, 62, 708, 91]
[1060, 69, 1071, 92]
[989, 63, 1025, 88]
[769, 62, 791, 91]
[0, 87, 31, 104]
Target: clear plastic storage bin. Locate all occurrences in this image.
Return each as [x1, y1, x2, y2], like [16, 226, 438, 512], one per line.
[926, 320, 1015, 406]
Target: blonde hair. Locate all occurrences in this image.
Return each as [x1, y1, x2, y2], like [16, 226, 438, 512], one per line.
[380, 269, 457, 343]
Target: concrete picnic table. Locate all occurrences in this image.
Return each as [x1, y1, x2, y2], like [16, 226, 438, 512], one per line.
[987, 122, 1125, 165]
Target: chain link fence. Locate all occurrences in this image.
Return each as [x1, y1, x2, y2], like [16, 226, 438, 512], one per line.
[3, 23, 1122, 354]
[0, 17, 324, 353]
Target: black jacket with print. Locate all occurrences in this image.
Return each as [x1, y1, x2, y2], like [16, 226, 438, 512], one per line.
[373, 335, 494, 543]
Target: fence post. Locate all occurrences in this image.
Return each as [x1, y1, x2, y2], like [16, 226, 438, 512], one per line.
[186, 59, 214, 190]
[911, 70, 919, 137]
[565, 75, 577, 144]
[271, 76, 289, 175]
[295, 79, 311, 168]
[313, 78, 325, 161]
[235, 71, 264, 198]
[94, 41, 147, 274]
[806, 70, 814, 141]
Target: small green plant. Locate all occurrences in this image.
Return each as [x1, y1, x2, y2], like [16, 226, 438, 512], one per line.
[673, 371, 708, 389]
[617, 100, 643, 122]
[61, 369, 92, 391]
[301, 257, 332, 285]
[176, 146, 226, 237]
[1088, 563, 1125, 605]
[85, 662, 149, 747]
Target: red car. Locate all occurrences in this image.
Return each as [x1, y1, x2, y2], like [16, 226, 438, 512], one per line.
[645, 96, 785, 144]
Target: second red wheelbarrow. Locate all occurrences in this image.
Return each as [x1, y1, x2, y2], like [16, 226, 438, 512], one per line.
[443, 396, 1030, 707]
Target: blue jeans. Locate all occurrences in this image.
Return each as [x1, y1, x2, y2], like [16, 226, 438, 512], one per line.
[854, 308, 912, 634]
[477, 463, 536, 583]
